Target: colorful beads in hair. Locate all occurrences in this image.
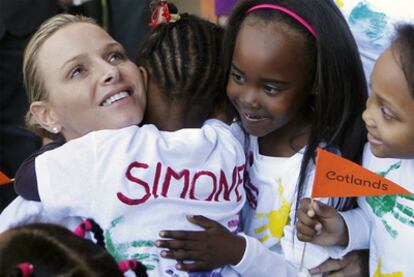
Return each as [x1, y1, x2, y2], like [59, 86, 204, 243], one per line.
[73, 219, 105, 247]
[118, 258, 148, 277]
[17, 263, 33, 277]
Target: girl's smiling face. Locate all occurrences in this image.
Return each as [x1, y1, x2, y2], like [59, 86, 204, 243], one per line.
[363, 48, 414, 158]
[226, 18, 313, 139]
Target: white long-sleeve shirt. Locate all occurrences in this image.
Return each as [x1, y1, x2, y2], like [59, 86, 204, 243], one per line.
[232, 137, 345, 277]
[34, 119, 246, 277]
[341, 144, 414, 276]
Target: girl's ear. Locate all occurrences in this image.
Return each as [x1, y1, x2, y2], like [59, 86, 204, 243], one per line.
[138, 66, 149, 92]
[30, 101, 62, 134]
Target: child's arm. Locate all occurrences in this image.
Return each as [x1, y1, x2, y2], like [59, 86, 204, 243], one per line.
[156, 216, 304, 276]
[14, 139, 65, 201]
[296, 198, 349, 247]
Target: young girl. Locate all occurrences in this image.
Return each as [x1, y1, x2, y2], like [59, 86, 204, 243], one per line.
[154, 0, 368, 276]
[296, 24, 414, 277]
[3, 4, 245, 277]
[0, 219, 147, 276]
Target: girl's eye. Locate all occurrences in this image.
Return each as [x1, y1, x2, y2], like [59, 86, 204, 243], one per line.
[108, 51, 125, 63]
[231, 71, 245, 83]
[69, 66, 85, 79]
[380, 106, 395, 121]
[263, 84, 281, 96]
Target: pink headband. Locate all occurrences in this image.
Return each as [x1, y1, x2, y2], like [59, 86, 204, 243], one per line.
[17, 263, 33, 277]
[245, 4, 316, 38]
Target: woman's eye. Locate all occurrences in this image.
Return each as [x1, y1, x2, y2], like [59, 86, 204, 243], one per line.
[263, 84, 281, 96]
[231, 71, 245, 83]
[108, 51, 125, 63]
[69, 66, 84, 79]
[380, 106, 395, 120]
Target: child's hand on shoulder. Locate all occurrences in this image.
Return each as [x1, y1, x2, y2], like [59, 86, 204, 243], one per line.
[155, 215, 245, 271]
[296, 198, 348, 247]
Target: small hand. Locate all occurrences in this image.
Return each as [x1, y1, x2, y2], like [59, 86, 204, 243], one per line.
[309, 250, 369, 277]
[156, 215, 245, 272]
[296, 198, 348, 246]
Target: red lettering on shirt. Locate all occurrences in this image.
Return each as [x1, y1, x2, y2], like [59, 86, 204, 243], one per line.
[117, 162, 151, 205]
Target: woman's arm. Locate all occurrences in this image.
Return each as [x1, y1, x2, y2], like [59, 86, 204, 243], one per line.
[14, 138, 65, 201]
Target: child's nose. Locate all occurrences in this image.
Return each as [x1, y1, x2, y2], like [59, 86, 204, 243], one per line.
[362, 108, 375, 128]
[240, 87, 260, 109]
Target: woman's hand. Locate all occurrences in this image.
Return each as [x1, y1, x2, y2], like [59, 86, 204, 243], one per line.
[156, 215, 245, 271]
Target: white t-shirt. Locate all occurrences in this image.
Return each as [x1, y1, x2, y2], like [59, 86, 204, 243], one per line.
[336, 0, 414, 85]
[232, 137, 343, 277]
[0, 196, 82, 233]
[342, 144, 414, 277]
[35, 119, 245, 277]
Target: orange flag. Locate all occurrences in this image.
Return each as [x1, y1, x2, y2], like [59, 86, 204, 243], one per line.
[311, 148, 411, 198]
[0, 171, 13, 186]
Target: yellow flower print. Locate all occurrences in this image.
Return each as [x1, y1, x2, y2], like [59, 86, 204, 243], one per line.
[254, 178, 292, 243]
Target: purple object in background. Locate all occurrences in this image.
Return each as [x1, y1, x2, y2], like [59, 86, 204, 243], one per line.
[215, 0, 238, 16]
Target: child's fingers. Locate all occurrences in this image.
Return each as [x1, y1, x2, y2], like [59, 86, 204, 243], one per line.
[186, 215, 221, 229]
[312, 200, 336, 219]
[296, 231, 316, 242]
[175, 261, 211, 272]
[159, 230, 203, 240]
[156, 239, 203, 251]
[160, 249, 200, 261]
[298, 197, 313, 210]
[296, 220, 319, 237]
[296, 209, 320, 230]
[298, 197, 316, 218]
[309, 258, 343, 275]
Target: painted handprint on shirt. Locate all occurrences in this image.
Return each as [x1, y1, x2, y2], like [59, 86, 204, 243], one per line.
[366, 161, 414, 238]
[105, 216, 159, 271]
[253, 177, 291, 243]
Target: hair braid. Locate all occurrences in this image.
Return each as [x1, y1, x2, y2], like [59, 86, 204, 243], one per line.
[137, 8, 226, 112]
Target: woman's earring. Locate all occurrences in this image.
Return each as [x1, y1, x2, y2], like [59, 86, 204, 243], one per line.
[51, 127, 60, 134]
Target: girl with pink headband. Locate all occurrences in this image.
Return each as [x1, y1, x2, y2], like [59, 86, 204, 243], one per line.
[156, 0, 368, 276]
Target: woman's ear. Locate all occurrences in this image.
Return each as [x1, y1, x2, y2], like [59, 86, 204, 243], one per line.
[30, 101, 62, 134]
[138, 66, 149, 92]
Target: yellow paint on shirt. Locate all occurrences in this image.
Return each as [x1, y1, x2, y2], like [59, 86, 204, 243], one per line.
[254, 179, 291, 242]
[373, 258, 403, 277]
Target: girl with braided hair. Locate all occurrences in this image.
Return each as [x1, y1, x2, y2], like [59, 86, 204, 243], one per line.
[0, 219, 147, 276]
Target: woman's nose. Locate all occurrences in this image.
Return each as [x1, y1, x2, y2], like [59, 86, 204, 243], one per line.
[101, 63, 120, 85]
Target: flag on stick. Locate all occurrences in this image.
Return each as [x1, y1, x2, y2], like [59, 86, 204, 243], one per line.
[0, 171, 13, 185]
[312, 148, 411, 198]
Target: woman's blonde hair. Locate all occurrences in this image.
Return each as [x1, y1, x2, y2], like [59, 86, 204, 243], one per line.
[23, 14, 96, 139]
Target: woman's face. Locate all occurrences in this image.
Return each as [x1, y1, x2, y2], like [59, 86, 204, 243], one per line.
[36, 22, 146, 140]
